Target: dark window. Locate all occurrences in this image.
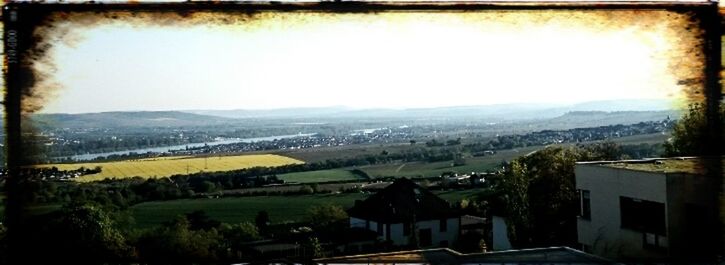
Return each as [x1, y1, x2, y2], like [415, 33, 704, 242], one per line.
[403, 222, 411, 236]
[620, 196, 666, 235]
[440, 218, 447, 232]
[366, 220, 370, 230]
[386, 223, 391, 240]
[419, 228, 432, 246]
[643, 232, 668, 250]
[580, 190, 591, 220]
[377, 222, 383, 235]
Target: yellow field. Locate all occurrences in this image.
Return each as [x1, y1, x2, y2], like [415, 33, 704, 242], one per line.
[39, 154, 304, 182]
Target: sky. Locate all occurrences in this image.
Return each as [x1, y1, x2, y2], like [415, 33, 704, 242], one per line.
[37, 10, 697, 114]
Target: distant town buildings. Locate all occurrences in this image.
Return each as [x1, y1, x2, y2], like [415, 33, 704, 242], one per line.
[575, 157, 721, 261]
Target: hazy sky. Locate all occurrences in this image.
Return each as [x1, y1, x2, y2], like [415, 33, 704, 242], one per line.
[38, 11, 694, 114]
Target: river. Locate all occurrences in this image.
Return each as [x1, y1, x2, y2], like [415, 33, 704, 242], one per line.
[66, 133, 316, 161]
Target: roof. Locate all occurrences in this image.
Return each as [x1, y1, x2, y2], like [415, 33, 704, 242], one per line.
[314, 247, 616, 264]
[576, 157, 723, 175]
[347, 178, 459, 223]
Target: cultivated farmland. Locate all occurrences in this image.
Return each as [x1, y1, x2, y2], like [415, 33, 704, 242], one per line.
[39, 154, 304, 182]
[130, 189, 487, 228]
[277, 169, 366, 183]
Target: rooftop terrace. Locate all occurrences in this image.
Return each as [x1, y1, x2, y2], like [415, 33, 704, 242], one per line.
[578, 157, 723, 175]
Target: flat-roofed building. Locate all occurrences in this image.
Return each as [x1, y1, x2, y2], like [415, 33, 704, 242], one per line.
[575, 157, 721, 261]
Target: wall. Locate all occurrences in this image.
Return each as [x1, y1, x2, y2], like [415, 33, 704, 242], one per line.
[351, 217, 460, 247]
[492, 215, 512, 251]
[575, 164, 668, 260]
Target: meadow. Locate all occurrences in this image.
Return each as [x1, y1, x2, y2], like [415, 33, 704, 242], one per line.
[130, 189, 487, 228]
[39, 154, 304, 182]
[276, 169, 365, 183]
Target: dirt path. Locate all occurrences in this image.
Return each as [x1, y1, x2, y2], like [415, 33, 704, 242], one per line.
[395, 163, 406, 173]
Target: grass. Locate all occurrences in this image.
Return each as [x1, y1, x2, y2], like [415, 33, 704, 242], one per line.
[436, 188, 491, 203]
[131, 193, 367, 228]
[0, 204, 61, 220]
[609, 132, 670, 145]
[130, 189, 486, 228]
[277, 169, 365, 183]
[36, 154, 304, 182]
[359, 146, 542, 178]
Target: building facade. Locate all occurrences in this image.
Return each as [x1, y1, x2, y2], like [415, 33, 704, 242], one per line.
[347, 178, 462, 248]
[575, 157, 719, 261]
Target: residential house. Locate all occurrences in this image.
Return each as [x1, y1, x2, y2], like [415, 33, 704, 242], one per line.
[347, 178, 461, 248]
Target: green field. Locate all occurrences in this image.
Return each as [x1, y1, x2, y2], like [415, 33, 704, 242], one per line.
[359, 146, 541, 178]
[131, 193, 367, 228]
[0, 204, 61, 220]
[609, 132, 670, 145]
[277, 169, 365, 183]
[130, 189, 487, 228]
[37, 154, 304, 182]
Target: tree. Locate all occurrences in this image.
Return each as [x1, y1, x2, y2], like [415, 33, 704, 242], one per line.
[185, 210, 221, 231]
[664, 103, 724, 156]
[579, 141, 623, 161]
[39, 203, 133, 263]
[299, 185, 314, 194]
[500, 160, 531, 247]
[499, 147, 581, 248]
[306, 236, 324, 258]
[306, 204, 348, 228]
[221, 222, 261, 255]
[135, 216, 223, 264]
[255, 211, 270, 235]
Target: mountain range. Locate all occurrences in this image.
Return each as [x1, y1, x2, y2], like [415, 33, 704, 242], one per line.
[31, 99, 679, 128]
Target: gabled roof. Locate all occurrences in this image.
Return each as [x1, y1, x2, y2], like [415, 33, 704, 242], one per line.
[347, 178, 459, 223]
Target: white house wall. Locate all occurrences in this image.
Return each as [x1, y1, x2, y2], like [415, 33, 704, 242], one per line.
[349, 217, 459, 247]
[575, 164, 668, 260]
[492, 215, 512, 251]
[411, 218, 459, 247]
[350, 217, 367, 229]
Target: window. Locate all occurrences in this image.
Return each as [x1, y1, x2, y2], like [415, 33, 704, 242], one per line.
[366, 220, 370, 230]
[644, 232, 668, 250]
[579, 190, 591, 220]
[377, 222, 383, 235]
[440, 240, 449, 247]
[620, 197, 666, 235]
[403, 222, 411, 236]
[440, 218, 447, 232]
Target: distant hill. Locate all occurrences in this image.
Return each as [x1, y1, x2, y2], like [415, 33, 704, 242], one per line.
[184, 106, 353, 119]
[31, 99, 679, 129]
[182, 99, 677, 121]
[532, 110, 680, 131]
[30, 111, 236, 128]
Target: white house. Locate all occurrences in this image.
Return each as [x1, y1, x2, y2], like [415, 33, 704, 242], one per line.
[347, 178, 461, 248]
[575, 157, 720, 261]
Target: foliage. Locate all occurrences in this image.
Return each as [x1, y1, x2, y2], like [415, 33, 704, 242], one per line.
[255, 210, 270, 234]
[135, 216, 224, 264]
[184, 210, 222, 231]
[664, 103, 724, 156]
[220, 221, 261, 254]
[499, 147, 581, 248]
[22, 202, 134, 264]
[307, 236, 324, 258]
[306, 204, 348, 228]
